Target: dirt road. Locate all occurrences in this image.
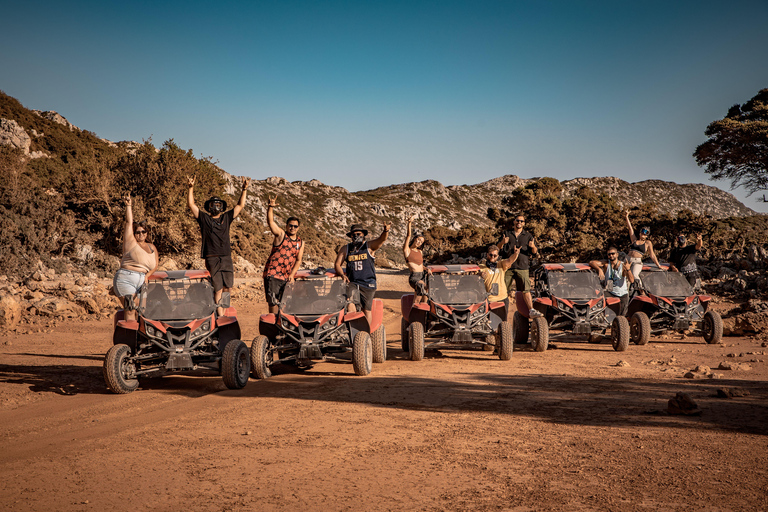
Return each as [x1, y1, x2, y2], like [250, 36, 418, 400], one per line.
[1, 272, 767, 511]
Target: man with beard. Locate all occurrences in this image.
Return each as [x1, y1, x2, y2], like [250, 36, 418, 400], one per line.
[479, 244, 520, 321]
[186, 175, 250, 316]
[335, 223, 390, 326]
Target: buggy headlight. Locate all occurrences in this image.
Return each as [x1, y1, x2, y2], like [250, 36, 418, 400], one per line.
[191, 321, 211, 338]
[556, 299, 568, 311]
[471, 304, 486, 319]
[689, 297, 699, 309]
[281, 319, 298, 332]
[146, 325, 155, 337]
[436, 307, 450, 319]
[590, 299, 604, 312]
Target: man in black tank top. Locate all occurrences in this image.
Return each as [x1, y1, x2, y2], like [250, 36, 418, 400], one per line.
[334, 222, 390, 327]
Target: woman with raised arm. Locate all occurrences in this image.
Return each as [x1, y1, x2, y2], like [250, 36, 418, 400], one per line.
[113, 195, 158, 322]
[403, 216, 428, 304]
[625, 210, 664, 282]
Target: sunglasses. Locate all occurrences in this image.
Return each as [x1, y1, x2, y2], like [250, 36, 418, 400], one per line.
[608, 252, 617, 256]
[488, 253, 499, 258]
[135, 230, 147, 235]
[287, 224, 299, 228]
[515, 219, 525, 223]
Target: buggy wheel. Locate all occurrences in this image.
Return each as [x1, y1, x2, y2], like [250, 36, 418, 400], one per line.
[702, 310, 723, 344]
[400, 318, 410, 352]
[513, 311, 529, 344]
[103, 344, 139, 394]
[408, 322, 425, 361]
[588, 332, 603, 344]
[371, 325, 387, 363]
[250, 335, 272, 379]
[352, 331, 372, 376]
[630, 312, 651, 345]
[483, 334, 496, 351]
[498, 321, 513, 360]
[530, 316, 548, 352]
[611, 317, 630, 352]
[222, 339, 250, 389]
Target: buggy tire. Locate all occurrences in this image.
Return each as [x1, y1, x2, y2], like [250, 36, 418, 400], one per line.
[702, 310, 723, 344]
[408, 322, 425, 361]
[401, 318, 410, 352]
[588, 332, 603, 344]
[103, 344, 139, 394]
[222, 339, 250, 389]
[611, 317, 630, 352]
[483, 335, 496, 351]
[498, 321, 513, 360]
[630, 312, 651, 345]
[352, 331, 373, 376]
[513, 311, 529, 344]
[530, 316, 549, 352]
[250, 335, 272, 379]
[372, 325, 387, 363]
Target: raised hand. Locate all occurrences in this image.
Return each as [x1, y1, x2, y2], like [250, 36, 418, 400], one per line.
[186, 175, 196, 187]
[528, 239, 536, 250]
[267, 195, 278, 207]
[503, 235, 510, 245]
[383, 222, 391, 232]
[123, 194, 132, 207]
[242, 177, 251, 190]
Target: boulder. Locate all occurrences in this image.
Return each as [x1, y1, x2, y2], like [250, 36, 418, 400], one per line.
[233, 255, 259, 276]
[0, 295, 22, 329]
[668, 392, 701, 415]
[0, 118, 31, 154]
[34, 297, 86, 318]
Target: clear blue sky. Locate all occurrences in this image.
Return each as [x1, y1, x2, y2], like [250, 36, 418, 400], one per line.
[2, 0, 767, 212]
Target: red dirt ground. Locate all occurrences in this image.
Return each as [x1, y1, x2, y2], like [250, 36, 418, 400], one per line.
[1, 272, 767, 511]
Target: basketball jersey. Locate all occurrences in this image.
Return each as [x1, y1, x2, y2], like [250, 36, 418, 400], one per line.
[346, 242, 376, 288]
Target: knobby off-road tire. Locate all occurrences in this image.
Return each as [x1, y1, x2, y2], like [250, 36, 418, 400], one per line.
[513, 311, 529, 344]
[401, 318, 410, 352]
[371, 325, 387, 363]
[630, 312, 651, 345]
[483, 334, 496, 351]
[611, 317, 630, 352]
[498, 321, 513, 360]
[352, 331, 373, 376]
[702, 310, 723, 344]
[103, 344, 139, 394]
[222, 339, 250, 389]
[530, 316, 549, 352]
[250, 335, 272, 379]
[408, 322, 425, 361]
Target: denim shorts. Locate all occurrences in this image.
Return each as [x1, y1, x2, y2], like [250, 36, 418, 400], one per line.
[113, 268, 146, 297]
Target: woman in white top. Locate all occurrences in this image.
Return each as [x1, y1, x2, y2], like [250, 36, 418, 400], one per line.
[113, 195, 158, 321]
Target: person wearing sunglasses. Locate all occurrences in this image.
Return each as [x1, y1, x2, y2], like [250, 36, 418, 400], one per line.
[669, 233, 704, 292]
[403, 215, 429, 304]
[113, 194, 158, 322]
[263, 195, 305, 314]
[480, 244, 520, 321]
[589, 247, 635, 316]
[497, 214, 541, 317]
[335, 222, 390, 327]
[187, 174, 250, 316]
[625, 210, 664, 282]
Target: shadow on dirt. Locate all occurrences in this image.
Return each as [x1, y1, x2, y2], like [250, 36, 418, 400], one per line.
[0, 363, 107, 395]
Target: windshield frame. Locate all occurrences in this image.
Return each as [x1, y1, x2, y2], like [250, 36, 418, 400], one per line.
[546, 271, 603, 300]
[640, 271, 694, 298]
[427, 272, 488, 305]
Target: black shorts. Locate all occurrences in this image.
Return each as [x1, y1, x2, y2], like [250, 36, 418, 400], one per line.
[409, 271, 427, 296]
[264, 276, 287, 307]
[205, 255, 234, 291]
[348, 282, 376, 311]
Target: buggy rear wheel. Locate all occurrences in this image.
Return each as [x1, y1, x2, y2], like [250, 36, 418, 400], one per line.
[498, 321, 513, 360]
[702, 310, 723, 344]
[352, 331, 372, 376]
[222, 339, 250, 389]
[400, 318, 410, 352]
[103, 344, 139, 394]
[611, 317, 630, 352]
[513, 311, 529, 344]
[371, 325, 387, 363]
[630, 312, 651, 345]
[408, 322, 425, 361]
[250, 335, 272, 379]
[530, 316, 548, 352]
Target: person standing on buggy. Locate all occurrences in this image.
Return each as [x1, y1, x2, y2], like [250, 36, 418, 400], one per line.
[113, 194, 158, 322]
[186, 175, 250, 316]
[624, 210, 664, 282]
[497, 213, 542, 317]
[589, 246, 635, 316]
[479, 244, 520, 321]
[669, 232, 703, 292]
[263, 195, 305, 314]
[403, 216, 429, 304]
[335, 222, 389, 327]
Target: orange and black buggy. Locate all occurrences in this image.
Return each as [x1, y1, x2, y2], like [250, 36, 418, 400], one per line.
[400, 264, 513, 361]
[251, 269, 386, 378]
[104, 270, 249, 393]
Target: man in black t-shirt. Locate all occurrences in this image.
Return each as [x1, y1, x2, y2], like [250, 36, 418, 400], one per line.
[669, 233, 703, 291]
[187, 175, 250, 315]
[497, 213, 541, 317]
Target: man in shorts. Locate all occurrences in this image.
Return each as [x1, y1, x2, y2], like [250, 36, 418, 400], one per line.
[497, 214, 541, 317]
[334, 222, 390, 327]
[186, 175, 250, 316]
[479, 244, 520, 321]
[263, 195, 304, 314]
[589, 246, 635, 316]
[669, 233, 704, 292]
